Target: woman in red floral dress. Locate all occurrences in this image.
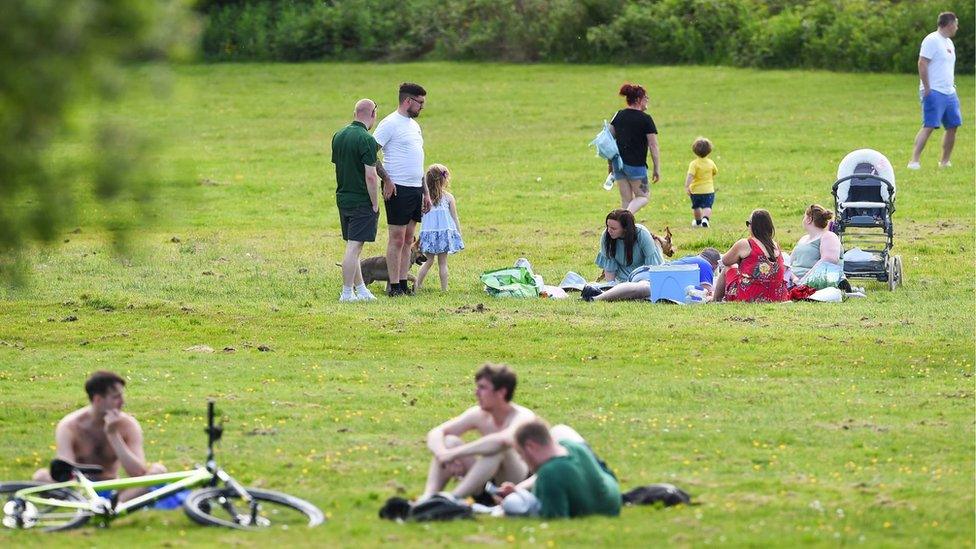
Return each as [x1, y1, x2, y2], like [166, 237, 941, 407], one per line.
[712, 209, 789, 303]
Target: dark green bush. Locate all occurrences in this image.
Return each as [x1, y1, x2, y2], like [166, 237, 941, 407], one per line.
[588, 0, 759, 65]
[197, 0, 975, 73]
[733, 10, 805, 68]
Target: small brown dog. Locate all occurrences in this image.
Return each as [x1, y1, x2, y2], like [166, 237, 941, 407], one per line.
[653, 226, 674, 258]
[341, 237, 428, 287]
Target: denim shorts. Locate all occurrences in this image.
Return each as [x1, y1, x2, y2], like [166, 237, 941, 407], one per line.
[612, 163, 649, 192]
[921, 90, 962, 128]
[690, 192, 715, 209]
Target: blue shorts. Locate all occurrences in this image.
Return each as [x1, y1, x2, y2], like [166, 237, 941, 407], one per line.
[612, 163, 649, 191]
[921, 90, 962, 129]
[690, 193, 715, 209]
[96, 485, 189, 510]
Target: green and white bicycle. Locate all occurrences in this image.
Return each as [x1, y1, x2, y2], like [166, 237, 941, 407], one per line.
[1, 402, 324, 532]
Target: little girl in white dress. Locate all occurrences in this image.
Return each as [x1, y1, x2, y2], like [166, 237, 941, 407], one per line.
[416, 164, 464, 291]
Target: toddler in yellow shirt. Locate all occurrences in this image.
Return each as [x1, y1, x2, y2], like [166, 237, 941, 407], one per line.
[685, 137, 718, 228]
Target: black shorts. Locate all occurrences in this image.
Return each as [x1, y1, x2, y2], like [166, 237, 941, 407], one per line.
[385, 185, 423, 226]
[339, 205, 378, 242]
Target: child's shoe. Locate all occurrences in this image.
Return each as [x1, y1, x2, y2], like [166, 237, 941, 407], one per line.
[701, 217, 710, 228]
[691, 219, 700, 228]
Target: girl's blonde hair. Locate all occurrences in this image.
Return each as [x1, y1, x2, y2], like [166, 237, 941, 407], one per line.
[425, 163, 451, 206]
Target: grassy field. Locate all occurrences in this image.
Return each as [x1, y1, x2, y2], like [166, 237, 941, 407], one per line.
[0, 63, 973, 547]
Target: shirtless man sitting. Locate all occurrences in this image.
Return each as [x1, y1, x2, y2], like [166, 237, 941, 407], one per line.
[421, 364, 536, 501]
[33, 371, 166, 502]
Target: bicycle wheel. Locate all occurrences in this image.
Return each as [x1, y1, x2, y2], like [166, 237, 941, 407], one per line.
[0, 481, 91, 532]
[183, 487, 324, 530]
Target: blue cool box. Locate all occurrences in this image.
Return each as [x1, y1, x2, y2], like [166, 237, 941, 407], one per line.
[646, 264, 700, 303]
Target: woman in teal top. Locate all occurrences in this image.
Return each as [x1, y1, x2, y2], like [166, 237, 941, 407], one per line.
[789, 204, 843, 283]
[595, 209, 664, 282]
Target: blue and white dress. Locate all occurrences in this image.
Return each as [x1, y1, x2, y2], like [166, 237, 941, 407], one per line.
[419, 197, 464, 254]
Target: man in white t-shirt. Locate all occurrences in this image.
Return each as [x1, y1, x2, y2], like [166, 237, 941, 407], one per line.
[373, 82, 433, 296]
[908, 12, 961, 170]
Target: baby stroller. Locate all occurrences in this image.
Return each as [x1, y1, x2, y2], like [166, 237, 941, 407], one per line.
[831, 149, 903, 290]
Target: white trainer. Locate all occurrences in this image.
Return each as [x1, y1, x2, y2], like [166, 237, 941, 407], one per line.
[906, 161, 921, 170]
[339, 292, 357, 303]
[355, 289, 377, 302]
[701, 218, 710, 228]
[939, 161, 952, 168]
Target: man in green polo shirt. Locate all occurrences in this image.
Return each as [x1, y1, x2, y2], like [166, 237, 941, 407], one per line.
[331, 99, 381, 302]
[510, 420, 621, 519]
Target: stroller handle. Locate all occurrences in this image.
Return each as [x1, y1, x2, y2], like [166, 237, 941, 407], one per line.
[831, 174, 895, 197]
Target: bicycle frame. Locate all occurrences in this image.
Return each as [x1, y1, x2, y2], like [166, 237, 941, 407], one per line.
[11, 401, 256, 525]
[15, 468, 212, 519]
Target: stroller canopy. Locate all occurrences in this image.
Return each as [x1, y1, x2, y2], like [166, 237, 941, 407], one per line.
[835, 149, 896, 205]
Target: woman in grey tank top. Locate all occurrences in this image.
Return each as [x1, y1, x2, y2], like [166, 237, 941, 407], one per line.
[789, 204, 842, 283]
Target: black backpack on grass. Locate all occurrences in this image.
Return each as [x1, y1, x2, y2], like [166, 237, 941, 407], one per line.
[621, 483, 692, 507]
[379, 494, 473, 522]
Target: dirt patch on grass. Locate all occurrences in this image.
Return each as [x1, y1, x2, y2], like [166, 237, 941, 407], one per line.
[822, 418, 888, 432]
[725, 316, 756, 323]
[245, 428, 278, 436]
[904, 220, 972, 240]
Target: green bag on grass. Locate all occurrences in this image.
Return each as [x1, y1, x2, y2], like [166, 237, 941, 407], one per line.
[481, 267, 539, 298]
[802, 262, 844, 290]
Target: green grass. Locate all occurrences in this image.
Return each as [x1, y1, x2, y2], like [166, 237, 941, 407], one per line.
[0, 63, 973, 547]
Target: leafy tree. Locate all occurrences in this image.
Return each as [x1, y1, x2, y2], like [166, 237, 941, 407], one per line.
[0, 0, 196, 283]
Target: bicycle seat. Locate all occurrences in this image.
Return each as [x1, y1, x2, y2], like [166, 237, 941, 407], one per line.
[50, 458, 104, 482]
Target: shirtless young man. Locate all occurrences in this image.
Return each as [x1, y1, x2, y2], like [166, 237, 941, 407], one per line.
[33, 371, 166, 502]
[421, 364, 536, 500]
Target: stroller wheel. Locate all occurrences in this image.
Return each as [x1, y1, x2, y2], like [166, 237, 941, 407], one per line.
[893, 256, 903, 288]
[886, 256, 901, 291]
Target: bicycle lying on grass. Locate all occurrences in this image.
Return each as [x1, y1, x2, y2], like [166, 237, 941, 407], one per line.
[1, 402, 324, 531]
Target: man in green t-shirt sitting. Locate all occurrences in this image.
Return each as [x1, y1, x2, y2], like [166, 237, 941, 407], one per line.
[505, 420, 621, 519]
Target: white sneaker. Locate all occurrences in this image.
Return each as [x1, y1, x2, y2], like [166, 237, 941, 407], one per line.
[701, 218, 710, 228]
[939, 161, 952, 168]
[691, 219, 700, 228]
[355, 288, 377, 302]
[339, 292, 357, 303]
[471, 503, 498, 515]
[906, 161, 921, 170]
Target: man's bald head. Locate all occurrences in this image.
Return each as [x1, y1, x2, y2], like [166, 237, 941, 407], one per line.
[354, 99, 377, 129]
